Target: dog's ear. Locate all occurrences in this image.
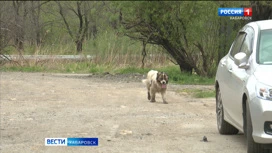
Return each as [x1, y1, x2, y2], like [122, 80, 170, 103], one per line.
[156, 72, 161, 81]
[165, 73, 168, 80]
[162, 72, 169, 83]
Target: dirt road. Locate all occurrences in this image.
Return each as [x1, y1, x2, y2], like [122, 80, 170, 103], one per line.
[0, 72, 247, 153]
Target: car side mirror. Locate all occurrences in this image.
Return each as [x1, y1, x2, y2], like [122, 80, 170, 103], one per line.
[234, 52, 249, 69]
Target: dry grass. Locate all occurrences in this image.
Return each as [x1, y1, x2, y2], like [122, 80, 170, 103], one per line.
[0, 53, 172, 73]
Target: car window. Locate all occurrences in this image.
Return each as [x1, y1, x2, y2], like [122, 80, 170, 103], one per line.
[240, 34, 252, 57]
[258, 30, 272, 64]
[242, 27, 254, 57]
[230, 33, 246, 58]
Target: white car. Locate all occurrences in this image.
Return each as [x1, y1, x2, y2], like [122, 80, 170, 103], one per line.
[215, 20, 272, 153]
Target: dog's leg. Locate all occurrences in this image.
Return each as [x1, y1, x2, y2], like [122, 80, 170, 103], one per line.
[161, 91, 168, 104]
[147, 82, 151, 100]
[150, 89, 156, 102]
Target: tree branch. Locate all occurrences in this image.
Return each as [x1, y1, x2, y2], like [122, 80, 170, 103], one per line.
[56, 2, 74, 39]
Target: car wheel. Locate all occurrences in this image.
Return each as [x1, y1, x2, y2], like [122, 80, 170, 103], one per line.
[246, 101, 268, 153]
[216, 87, 239, 134]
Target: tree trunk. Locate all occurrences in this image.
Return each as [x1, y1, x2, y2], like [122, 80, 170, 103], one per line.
[57, 1, 89, 54]
[13, 1, 25, 54]
[141, 40, 147, 69]
[76, 40, 83, 53]
[160, 39, 193, 73]
[177, 61, 193, 74]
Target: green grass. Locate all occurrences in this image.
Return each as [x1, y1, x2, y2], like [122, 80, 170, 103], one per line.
[157, 66, 214, 85]
[113, 67, 149, 74]
[0, 61, 110, 74]
[0, 61, 215, 85]
[113, 65, 215, 85]
[1, 61, 215, 98]
[178, 88, 215, 98]
[62, 62, 108, 74]
[109, 65, 214, 85]
[1, 65, 46, 72]
[194, 90, 215, 98]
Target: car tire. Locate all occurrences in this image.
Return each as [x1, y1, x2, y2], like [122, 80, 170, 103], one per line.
[216, 87, 239, 134]
[246, 101, 268, 153]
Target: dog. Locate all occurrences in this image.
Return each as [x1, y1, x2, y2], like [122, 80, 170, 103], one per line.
[142, 70, 169, 104]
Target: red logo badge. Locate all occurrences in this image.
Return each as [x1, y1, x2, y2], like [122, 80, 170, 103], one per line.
[244, 8, 252, 17]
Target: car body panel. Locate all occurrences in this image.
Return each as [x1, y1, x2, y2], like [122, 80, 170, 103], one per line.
[215, 20, 272, 144]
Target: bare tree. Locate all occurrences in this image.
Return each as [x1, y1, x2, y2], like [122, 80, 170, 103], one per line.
[56, 1, 90, 53]
[12, 0, 29, 54]
[0, 2, 19, 64]
[29, 1, 50, 49]
[0, 1, 49, 61]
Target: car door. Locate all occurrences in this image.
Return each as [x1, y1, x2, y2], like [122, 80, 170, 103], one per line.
[221, 28, 252, 129]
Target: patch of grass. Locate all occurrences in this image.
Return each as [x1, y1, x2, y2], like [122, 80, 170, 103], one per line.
[179, 88, 215, 98]
[157, 66, 214, 85]
[0, 65, 47, 72]
[61, 62, 108, 74]
[194, 90, 215, 98]
[113, 65, 215, 85]
[113, 66, 149, 74]
[1, 60, 215, 85]
[0, 61, 106, 74]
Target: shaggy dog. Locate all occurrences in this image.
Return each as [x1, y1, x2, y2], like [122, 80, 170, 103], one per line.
[142, 70, 169, 104]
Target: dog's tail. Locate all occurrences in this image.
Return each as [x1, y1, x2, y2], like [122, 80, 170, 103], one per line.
[142, 79, 147, 85]
[142, 79, 152, 86]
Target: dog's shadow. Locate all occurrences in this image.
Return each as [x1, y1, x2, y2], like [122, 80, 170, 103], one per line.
[148, 101, 168, 105]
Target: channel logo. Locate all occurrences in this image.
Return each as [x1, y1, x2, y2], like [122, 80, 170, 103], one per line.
[218, 8, 252, 17]
[45, 138, 98, 146]
[45, 138, 67, 146]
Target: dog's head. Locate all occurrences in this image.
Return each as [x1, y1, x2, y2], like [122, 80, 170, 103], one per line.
[156, 72, 168, 88]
